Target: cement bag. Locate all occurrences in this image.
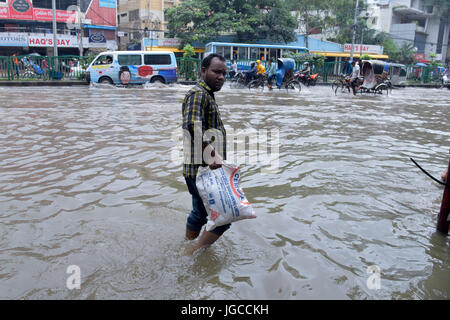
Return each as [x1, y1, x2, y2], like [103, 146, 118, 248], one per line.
[196, 162, 256, 231]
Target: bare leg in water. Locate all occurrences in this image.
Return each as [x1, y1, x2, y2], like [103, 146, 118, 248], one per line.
[186, 229, 221, 254]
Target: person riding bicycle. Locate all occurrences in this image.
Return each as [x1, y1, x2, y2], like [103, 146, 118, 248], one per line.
[350, 60, 361, 95]
[275, 58, 294, 89]
[228, 60, 238, 79]
[341, 58, 353, 78]
[256, 60, 265, 76]
[265, 58, 277, 89]
[244, 62, 257, 84]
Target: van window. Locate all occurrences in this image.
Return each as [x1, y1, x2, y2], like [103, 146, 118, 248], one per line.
[93, 55, 113, 65]
[118, 54, 142, 65]
[144, 54, 172, 65]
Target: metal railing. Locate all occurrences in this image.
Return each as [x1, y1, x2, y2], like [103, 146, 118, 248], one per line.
[176, 57, 201, 81]
[0, 54, 89, 81]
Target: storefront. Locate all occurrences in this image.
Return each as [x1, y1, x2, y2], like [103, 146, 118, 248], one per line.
[0, 0, 117, 56]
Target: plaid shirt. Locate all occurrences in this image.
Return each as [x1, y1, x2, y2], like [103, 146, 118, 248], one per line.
[182, 80, 226, 177]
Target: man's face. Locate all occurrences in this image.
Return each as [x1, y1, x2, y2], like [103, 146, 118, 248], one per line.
[202, 57, 227, 92]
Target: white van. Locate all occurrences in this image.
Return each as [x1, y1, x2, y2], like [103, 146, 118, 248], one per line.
[87, 51, 177, 85]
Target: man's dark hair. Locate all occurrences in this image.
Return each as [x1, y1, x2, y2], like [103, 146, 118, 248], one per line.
[202, 53, 226, 69]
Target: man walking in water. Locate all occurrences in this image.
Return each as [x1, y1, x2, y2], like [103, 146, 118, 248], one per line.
[182, 54, 229, 253]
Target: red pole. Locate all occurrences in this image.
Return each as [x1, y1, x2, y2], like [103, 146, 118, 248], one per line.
[437, 151, 450, 234]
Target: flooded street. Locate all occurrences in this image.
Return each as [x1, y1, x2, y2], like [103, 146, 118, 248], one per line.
[0, 83, 449, 300]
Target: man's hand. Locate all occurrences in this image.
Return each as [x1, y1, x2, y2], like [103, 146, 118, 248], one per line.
[204, 144, 222, 170]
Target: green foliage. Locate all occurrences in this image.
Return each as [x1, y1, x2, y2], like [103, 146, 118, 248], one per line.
[394, 42, 415, 65]
[183, 44, 195, 58]
[164, 0, 296, 46]
[179, 44, 198, 80]
[326, 0, 370, 44]
[282, 51, 325, 69]
[360, 54, 371, 60]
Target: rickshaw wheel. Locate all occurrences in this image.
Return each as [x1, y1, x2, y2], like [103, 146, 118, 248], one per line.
[248, 79, 264, 91]
[377, 84, 388, 95]
[286, 80, 301, 93]
[331, 80, 339, 93]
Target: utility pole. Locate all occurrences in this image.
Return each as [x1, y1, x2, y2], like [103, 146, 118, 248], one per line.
[52, 0, 58, 57]
[350, 0, 359, 62]
[150, 22, 153, 51]
[77, 0, 84, 56]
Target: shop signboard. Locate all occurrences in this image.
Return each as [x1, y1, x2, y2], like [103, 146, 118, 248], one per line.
[28, 34, 78, 47]
[0, 32, 28, 47]
[9, 0, 33, 20]
[344, 44, 383, 55]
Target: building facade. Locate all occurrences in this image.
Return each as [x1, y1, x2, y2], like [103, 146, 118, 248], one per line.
[0, 0, 117, 56]
[116, 0, 182, 50]
[367, 0, 449, 63]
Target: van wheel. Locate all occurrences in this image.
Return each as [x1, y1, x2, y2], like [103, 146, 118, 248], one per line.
[99, 77, 113, 84]
[150, 77, 165, 84]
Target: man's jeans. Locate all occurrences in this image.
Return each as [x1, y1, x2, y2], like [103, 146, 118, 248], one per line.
[185, 176, 231, 236]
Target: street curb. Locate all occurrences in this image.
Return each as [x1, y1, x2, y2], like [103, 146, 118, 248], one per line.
[0, 81, 89, 86]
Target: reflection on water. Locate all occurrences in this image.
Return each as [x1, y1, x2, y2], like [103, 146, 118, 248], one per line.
[0, 84, 449, 299]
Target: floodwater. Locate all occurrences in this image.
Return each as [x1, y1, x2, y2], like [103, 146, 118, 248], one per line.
[0, 83, 449, 300]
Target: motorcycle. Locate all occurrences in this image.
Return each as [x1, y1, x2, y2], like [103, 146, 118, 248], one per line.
[295, 71, 319, 86]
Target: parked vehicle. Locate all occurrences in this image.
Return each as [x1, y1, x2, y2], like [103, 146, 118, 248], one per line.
[388, 63, 407, 86]
[86, 51, 177, 85]
[295, 71, 319, 86]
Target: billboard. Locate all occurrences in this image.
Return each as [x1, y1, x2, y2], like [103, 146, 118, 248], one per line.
[0, 0, 116, 27]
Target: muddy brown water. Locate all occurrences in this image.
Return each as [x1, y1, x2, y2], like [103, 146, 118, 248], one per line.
[0, 84, 449, 299]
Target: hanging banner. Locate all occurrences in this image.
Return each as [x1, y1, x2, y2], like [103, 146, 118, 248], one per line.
[9, 0, 33, 20]
[33, 9, 77, 23]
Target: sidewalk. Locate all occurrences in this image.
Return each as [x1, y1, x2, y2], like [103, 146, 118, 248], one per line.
[0, 80, 197, 86]
[0, 80, 89, 86]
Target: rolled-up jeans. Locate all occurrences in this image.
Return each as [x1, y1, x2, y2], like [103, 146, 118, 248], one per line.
[185, 175, 231, 236]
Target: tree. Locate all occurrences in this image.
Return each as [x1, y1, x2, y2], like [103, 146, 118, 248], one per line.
[397, 42, 415, 65]
[164, 0, 296, 46]
[288, 0, 334, 49]
[326, 0, 370, 45]
[256, 0, 297, 43]
[180, 44, 197, 80]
